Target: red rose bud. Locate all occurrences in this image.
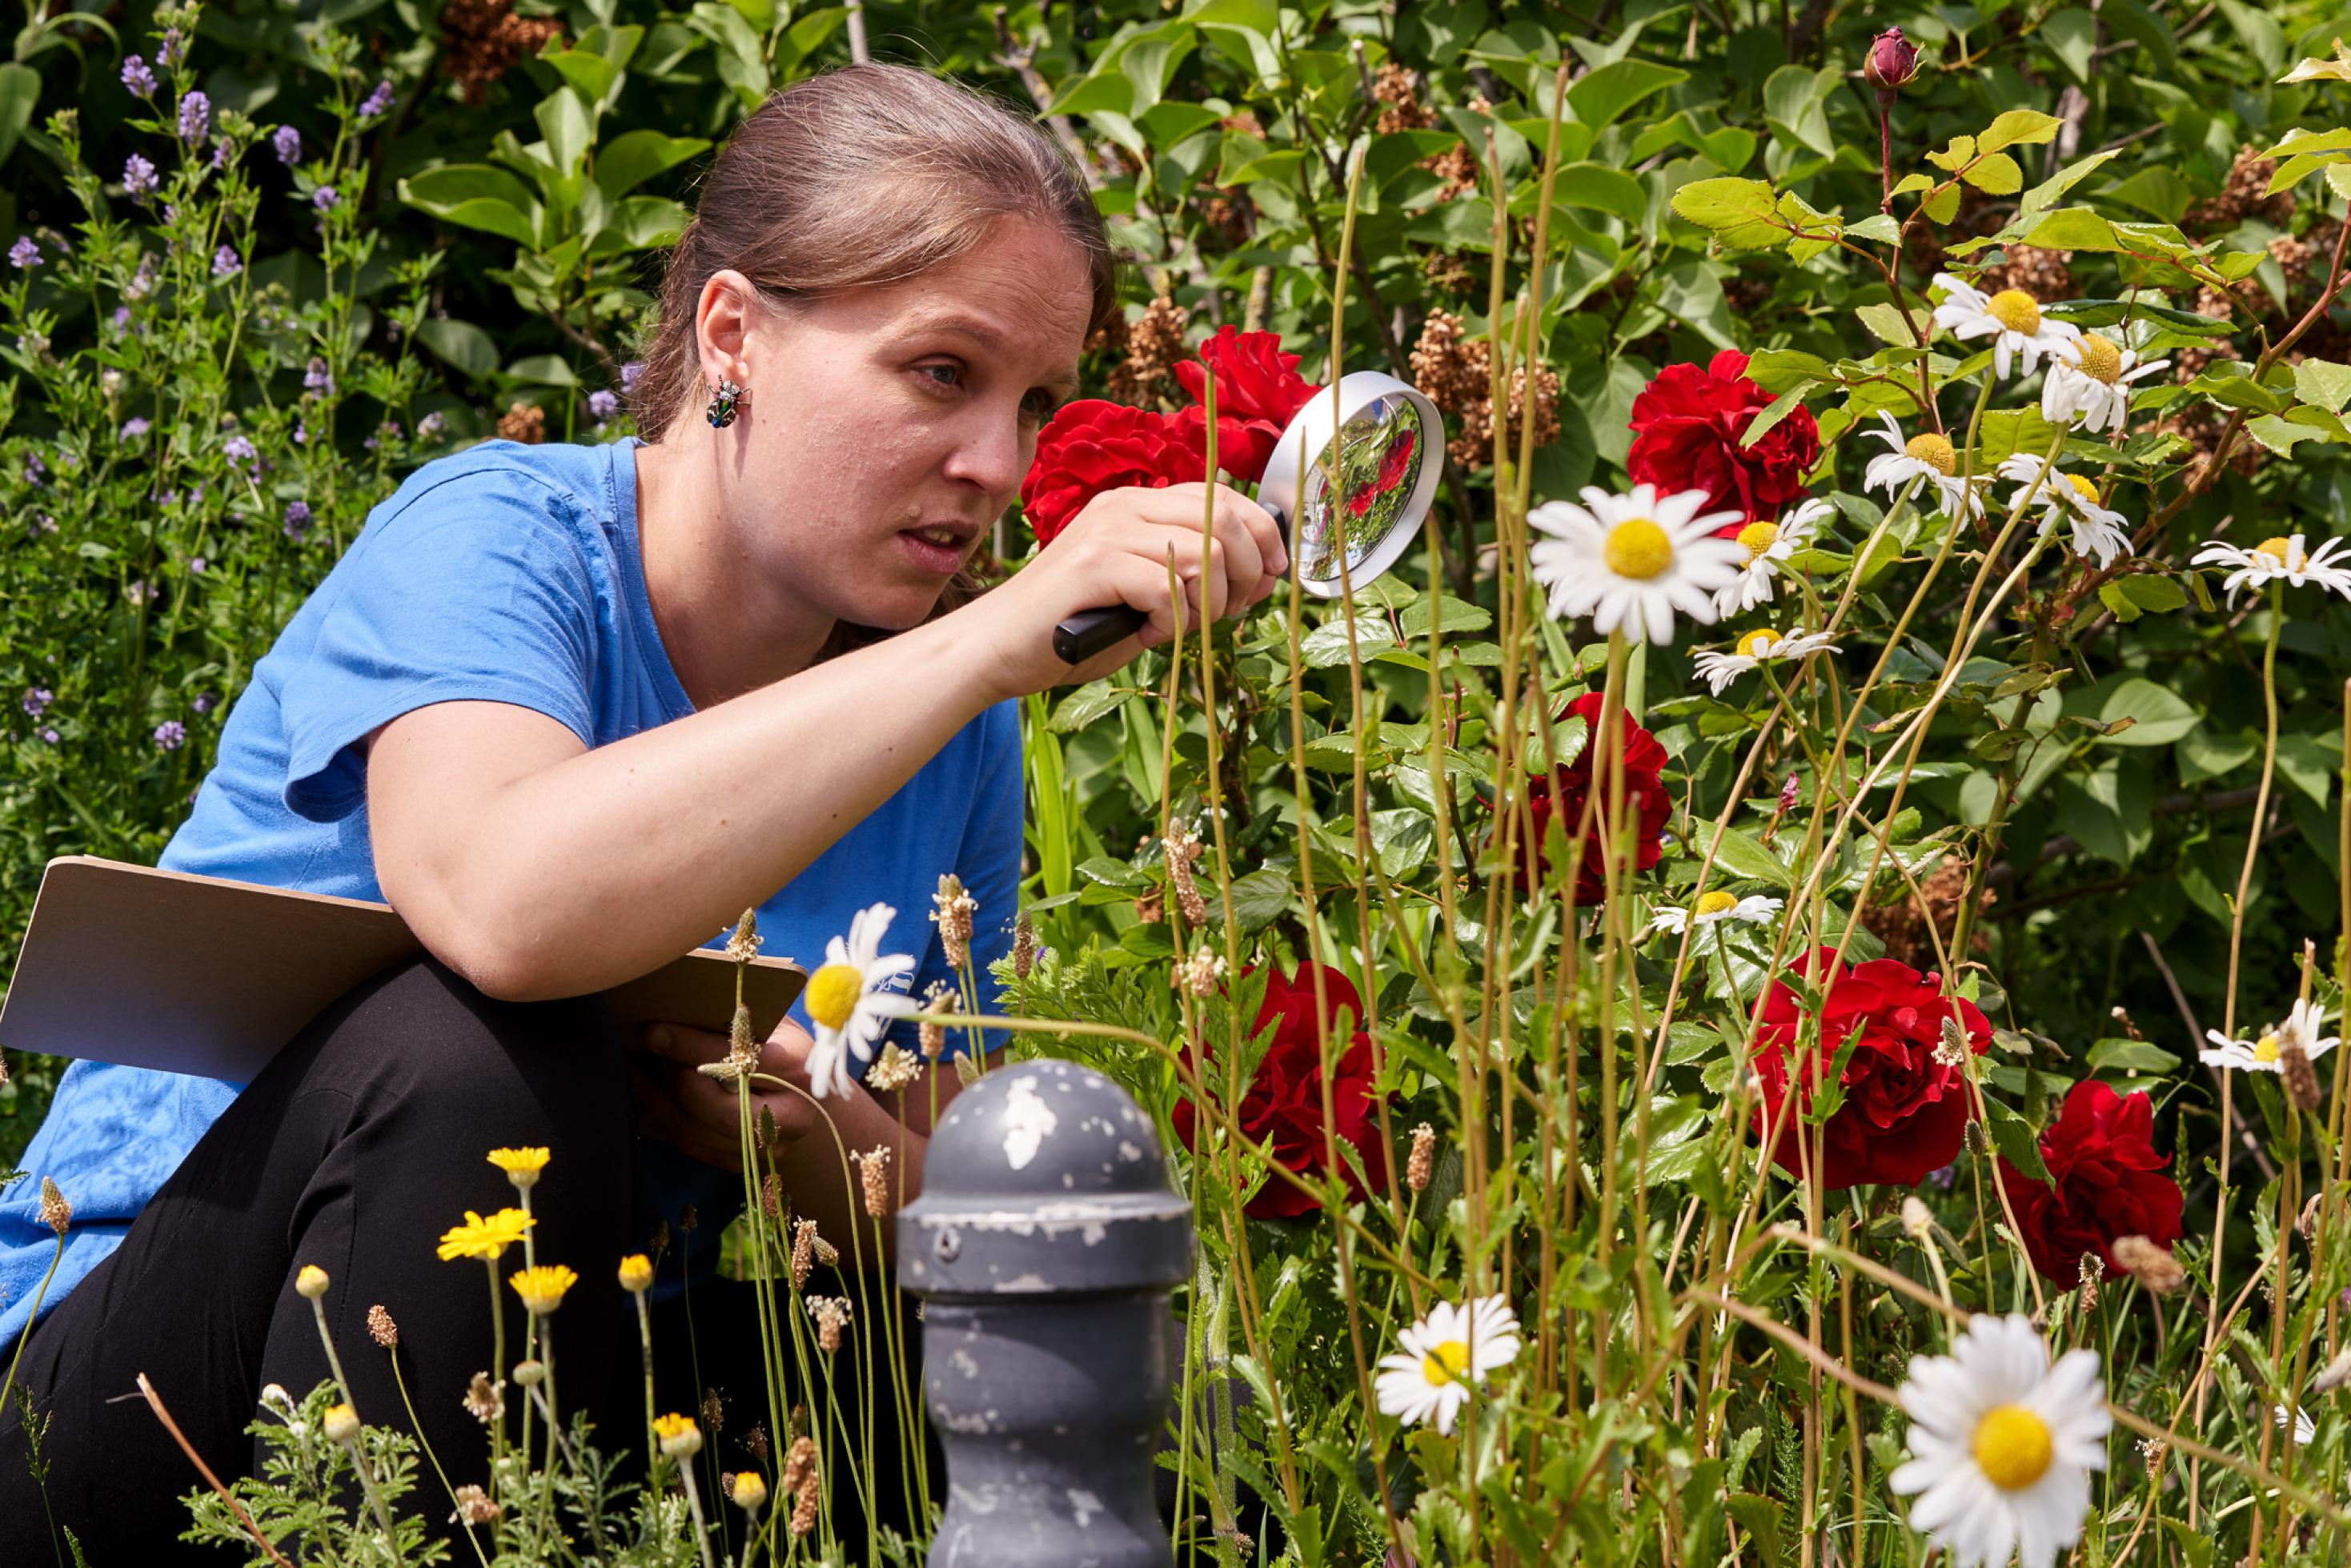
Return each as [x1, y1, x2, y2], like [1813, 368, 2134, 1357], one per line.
[1626, 350, 1820, 530]
[1169, 961, 1390, 1219]
[1864, 28, 1919, 100]
[1997, 1079, 2185, 1289]
[1750, 947, 1992, 1190]
[1486, 692, 1671, 905]
[1020, 400, 1210, 546]
[1173, 325, 1321, 486]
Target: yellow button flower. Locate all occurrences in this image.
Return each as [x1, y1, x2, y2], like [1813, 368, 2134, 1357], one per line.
[652, 1412, 702, 1458]
[436, 1207, 536, 1262]
[295, 1265, 330, 1300]
[618, 1254, 654, 1293]
[487, 1147, 551, 1189]
[508, 1263, 579, 1316]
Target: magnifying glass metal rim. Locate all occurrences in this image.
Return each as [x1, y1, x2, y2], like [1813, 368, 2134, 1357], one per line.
[1254, 369, 1446, 600]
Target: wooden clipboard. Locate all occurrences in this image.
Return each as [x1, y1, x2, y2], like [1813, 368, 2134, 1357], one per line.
[0, 856, 807, 1081]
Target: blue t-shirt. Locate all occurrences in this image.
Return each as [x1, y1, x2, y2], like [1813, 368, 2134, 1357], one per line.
[0, 437, 1022, 1345]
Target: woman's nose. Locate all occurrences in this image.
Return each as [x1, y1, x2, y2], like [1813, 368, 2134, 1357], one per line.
[941, 411, 1025, 497]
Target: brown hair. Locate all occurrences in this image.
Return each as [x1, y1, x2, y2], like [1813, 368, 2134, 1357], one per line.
[635, 62, 1116, 439]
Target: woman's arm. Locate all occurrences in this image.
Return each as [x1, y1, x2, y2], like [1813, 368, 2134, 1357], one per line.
[368, 481, 1281, 1002]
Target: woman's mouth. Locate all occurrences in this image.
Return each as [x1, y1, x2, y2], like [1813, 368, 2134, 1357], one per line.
[896, 525, 970, 575]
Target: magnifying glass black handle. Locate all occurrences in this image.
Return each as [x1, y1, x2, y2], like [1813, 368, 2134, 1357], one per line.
[1051, 503, 1287, 666]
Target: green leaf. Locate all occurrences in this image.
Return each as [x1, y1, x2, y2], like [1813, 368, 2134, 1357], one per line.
[1961, 152, 2024, 195]
[2295, 358, 2351, 415]
[0, 64, 38, 169]
[1670, 176, 1785, 250]
[1706, 828, 1793, 888]
[1742, 383, 1816, 447]
[1567, 58, 1687, 129]
[1984, 1097, 2050, 1182]
[414, 318, 498, 379]
[2086, 1037, 2180, 1076]
[1555, 161, 1648, 221]
[2245, 414, 2323, 456]
[2021, 207, 2118, 251]
[2088, 676, 2203, 746]
[1047, 679, 1132, 732]
[2041, 8, 2098, 82]
[535, 87, 595, 178]
[1843, 213, 1902, 245]
[399, 166, 543, 247]
[594, 130, 709, 199]
[1978, 110, 2066, 154]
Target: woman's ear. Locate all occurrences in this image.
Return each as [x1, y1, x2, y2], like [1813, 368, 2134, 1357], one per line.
[695, 269, 763, 392]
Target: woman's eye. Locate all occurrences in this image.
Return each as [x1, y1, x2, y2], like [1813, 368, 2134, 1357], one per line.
[917, 363, 963, 390]
[1020, 390, 1057, 423]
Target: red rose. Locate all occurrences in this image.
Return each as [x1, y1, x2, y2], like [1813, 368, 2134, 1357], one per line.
[1751, 947, 1991, 1190]
[1626, 350, 1821, 527]
[1174, 326, 1320, 484]
[1171, 960, 1391, 1219]
[1488, 692, 1671, 904]
[1998, 1079, 2185, 1288]
[1021, 399, 1208, 545]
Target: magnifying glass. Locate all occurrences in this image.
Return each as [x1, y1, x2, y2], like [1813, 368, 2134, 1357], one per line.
[1051, 371, 1449, 664]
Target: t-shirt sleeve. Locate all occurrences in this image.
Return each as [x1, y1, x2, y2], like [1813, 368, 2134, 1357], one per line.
[279, 474, 601, 824]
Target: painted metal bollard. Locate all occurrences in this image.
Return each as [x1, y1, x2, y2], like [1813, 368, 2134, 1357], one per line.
[899, 1060, 1196, 1567]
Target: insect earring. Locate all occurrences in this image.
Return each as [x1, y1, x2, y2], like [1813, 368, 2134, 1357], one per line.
[706, 378, 744, 429]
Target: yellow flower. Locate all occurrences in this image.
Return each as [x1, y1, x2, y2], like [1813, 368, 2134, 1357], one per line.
[295, 1265, 330, 1300]
[729, 1470, 768, 1511]
[618, 1254, 654, 1293]
[486, 1147, 551, 1189]
[436, 1207, 536, 1262]
[508, 1263, 579, 1315]
[323, 1403, 360, 1443]
[652, 1412, 702, 1458]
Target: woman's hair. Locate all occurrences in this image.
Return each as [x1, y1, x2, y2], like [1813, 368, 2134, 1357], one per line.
[632, 62, 1117, 442]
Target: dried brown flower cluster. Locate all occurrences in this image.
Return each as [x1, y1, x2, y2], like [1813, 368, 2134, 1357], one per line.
[918, 981, 954, 1060]
[853, 1146, 892, 1218]
[809, 1295, 851, 1354]
[867, 1041, 920, 1093]
[933, 872, 979, 969]
[1406, 1123, 1436, 1193]
[1424, 144, 1479, 201]
[496, 401, 546, 444]
[367, 1304, 399, 1348]
[1970, 245, 2074, 303]
[2184, 146, 2294, 232]
[449, 1484, 501, 1526]
[1374, 64, 1436, 134]
[463, 1372, 505, 1423]
[38, 1177, 69, 1236]
[1410, 311, 1560, 468]
[441, 0, 563, 105]
[760, 1171, 782, 1220]
[782, 1436, 820, 1536]
[1012, 915, 1038, 980]
[1422, 251, 1476, 297]
[1107, 296, 1190, 406]
[1200, 190, 1254, 248]
[789, 1217, 817, 1289]
[2112, 1233, 2185, 1293]
[1178, 945, 1226, 997]
[1164, 826, 1208, 924]
[1860, 857, 1992, 969]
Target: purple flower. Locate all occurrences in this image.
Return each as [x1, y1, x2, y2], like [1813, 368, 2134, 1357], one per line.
[292, 420, 310, 444]
[8, 236, 38, 270]
[190, 556, 207, 573]
[158, 28, 185, 68]
[303, 357, 332, 394]
[38, 727, 58, 744]
[620, 360, 644, 393]
[122, 54, 157, 97]
[212, 244, 240, 278]
[177, 91, 210, 146]
[192, 692, 216, 714]
[283, 499, 311, 538]
[273, 124, 301, 166]
[223, 434, 256, 465]
[119, 418, 149, 445]
[211, 137, 231, 170]
[154, 720, 186, 751]
[21, 688, 52, 718]
[417, 410, 446, 439]
[311, 184, 338, 212]
[124, 154, 158, 199]
[588, 389, 620, 421]
[359, 80, 394, 118]
[23, 453, 45, 486]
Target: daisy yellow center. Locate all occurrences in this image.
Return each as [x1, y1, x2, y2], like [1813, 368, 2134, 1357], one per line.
[1735, 628, 1782, 659]
[1695, 891, 1740, 916]
[2076, 334, 2124, 384]
[804, 963, 865, 1030]
[1986, 289, 2043, 335]
[2256, 1033, 2281, 1064]
[1735, 520, 1779, 563]
[2062, 474, 2101, 506]
[1972, 1404, 2055, 1491]
[1904, 432, 1957, 475]
[1421, 1339, 1472, 1386]
[2257, 536, 2294, 563]
[1604, 518, 1674, 579]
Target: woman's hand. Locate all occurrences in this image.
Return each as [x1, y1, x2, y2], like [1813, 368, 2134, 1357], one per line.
[629, 1017, 832, 1172]
[968, 481, 1288, 697]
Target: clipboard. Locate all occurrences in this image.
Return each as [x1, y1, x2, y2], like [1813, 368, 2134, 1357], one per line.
[0, 856, 807, 1081]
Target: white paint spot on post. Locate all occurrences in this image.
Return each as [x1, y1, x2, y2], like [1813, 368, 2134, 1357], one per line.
[1001, 1075, 1058, 1170]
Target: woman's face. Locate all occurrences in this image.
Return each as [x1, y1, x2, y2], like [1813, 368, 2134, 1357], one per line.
[709, 216, 1093, 633]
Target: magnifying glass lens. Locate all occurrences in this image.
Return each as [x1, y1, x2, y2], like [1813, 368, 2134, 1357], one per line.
[1291, 391, 1432, 589]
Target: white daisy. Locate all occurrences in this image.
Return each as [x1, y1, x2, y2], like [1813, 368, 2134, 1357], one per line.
[2277, 1403, 2317, 1447]
[2201, 998, 2341, 1074]
[1864, 414, 1984, 520]
[1528, 483, 1746, 646]
[1889, 1312, 2109, 1568]
[1372, 1293, 1522, 1436]
[1931, 273, 2084, 381]
[2189, 533, 2351, 608]
[1645, 890, 1783, 938]
[1690, 626, 1841, 697]
[1995, 455, 2133, 571]
[801, 902, 921, 1098]
[1714, 497, 1832, 616]
[2040, 332, 2169, 435]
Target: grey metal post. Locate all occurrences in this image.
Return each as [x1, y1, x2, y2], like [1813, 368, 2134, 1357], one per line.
[898, 1060, 1196, 1567]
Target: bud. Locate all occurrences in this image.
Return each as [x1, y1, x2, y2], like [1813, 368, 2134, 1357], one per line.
[367, 1304, 399, 1347]
[729, 1470, 768, 1512]
[619, 1253, 654, 1293]
[932, 873, 977, 969]
[953, 1051, 981, 1087]
[2112, 1234, 2186, 1294]
[2109, 1004, 2143, 1041]
[812, 1233, 839, 1268]
[512, 1358, 544, 1387]
[1864, 27, 1920, 101]
[2282, 1038, 2323, 1112]
[790, 1218, 817, 1289]
[1963, 1119, 1989, 1157]
[680, 1205, 699, 1234]
[38, 1177, 70, 1236]
[323, 1402, 361, 1443]
[855, 1147, 892, 1218]
[760, 1171, 784, 1220]
[2300, 1192, 2326, 1243]
[725, 908, 762, 962]
[1935, 1015, 1971, 1069]
[2076, 1256, 2101, 1311]
[700, 1387, 725, 1436]
[728, 1003, 755, 1065]
[1012, 915, 1038, 980]
[744, 1422, 771, 1466]
[1407, 1123, 1437, 1194]
[919, 984, 953, 1061]
[295, 1264, 330, 1300]
[1900, 1197, 1933, 1240]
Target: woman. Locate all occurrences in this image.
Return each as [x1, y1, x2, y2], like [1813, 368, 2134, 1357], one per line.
[0, 63, 1283, 1557]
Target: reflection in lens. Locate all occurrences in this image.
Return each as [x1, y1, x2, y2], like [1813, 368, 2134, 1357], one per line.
[1293, 393, 1427, 587]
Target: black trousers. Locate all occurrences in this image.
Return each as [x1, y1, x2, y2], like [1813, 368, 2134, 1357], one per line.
[0, 954, 925, 1564]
